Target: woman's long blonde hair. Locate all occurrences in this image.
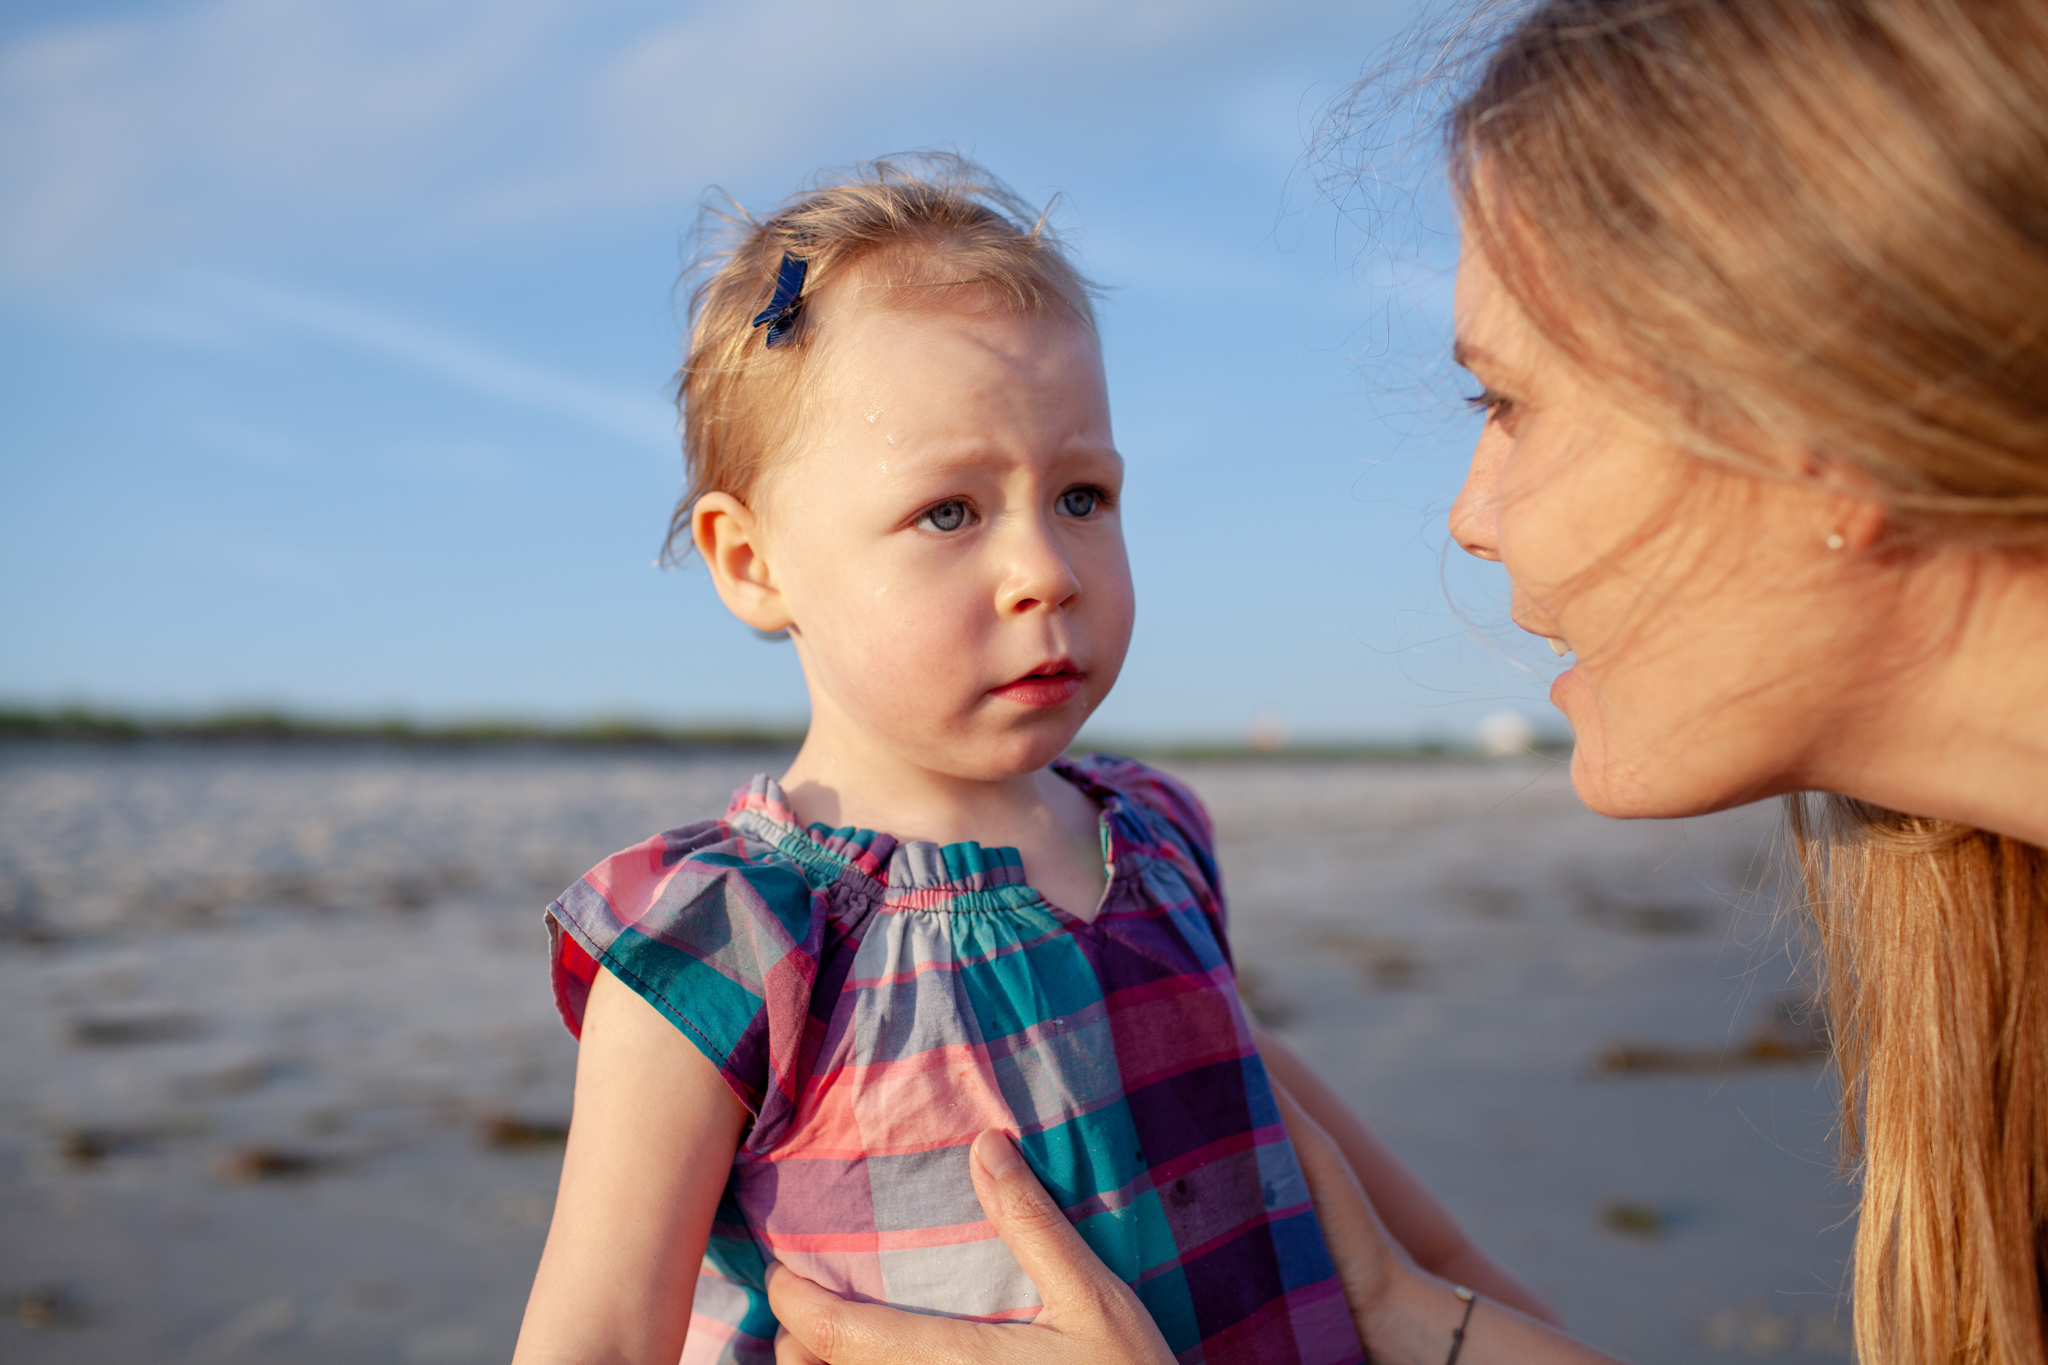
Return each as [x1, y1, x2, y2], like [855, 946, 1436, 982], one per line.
[1437, 1, 2048, 1360]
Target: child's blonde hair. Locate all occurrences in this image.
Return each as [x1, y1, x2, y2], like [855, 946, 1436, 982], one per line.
[667, 153, 1099, 561]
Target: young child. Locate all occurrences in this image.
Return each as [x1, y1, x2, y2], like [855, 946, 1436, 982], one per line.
[512, 157, 1534, 1365]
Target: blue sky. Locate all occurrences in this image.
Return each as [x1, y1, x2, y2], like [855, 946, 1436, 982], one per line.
[0, 0, 1564, 745]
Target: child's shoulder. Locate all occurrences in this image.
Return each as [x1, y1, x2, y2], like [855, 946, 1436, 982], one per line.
[546, 793, 826, 1060]
[1063, 752, 1215, 849]
[1065, 752, 1226, 917]
[564, 806, 817, 930]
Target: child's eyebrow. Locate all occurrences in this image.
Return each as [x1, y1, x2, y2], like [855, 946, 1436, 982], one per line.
[889, 442, 1123, 476]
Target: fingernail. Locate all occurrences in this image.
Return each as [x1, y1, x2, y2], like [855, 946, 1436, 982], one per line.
[974, 1128, 1024, 1178]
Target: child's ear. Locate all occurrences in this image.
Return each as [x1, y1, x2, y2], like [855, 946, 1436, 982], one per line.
[692, 492, 794, 633]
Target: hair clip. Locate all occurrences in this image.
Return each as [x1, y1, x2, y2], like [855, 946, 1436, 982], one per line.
[751, 252, 808, 348]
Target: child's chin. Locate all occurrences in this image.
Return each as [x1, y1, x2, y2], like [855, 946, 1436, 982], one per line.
[936, 725, 1086, 782]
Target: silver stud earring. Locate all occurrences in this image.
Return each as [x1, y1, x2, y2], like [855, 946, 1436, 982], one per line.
[1824, 530, 1846, 551]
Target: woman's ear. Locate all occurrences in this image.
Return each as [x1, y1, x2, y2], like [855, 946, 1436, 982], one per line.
[1830, 493, 1889, 553]
[1800, 451, 1890, 553]
[692, 492, 794, 633]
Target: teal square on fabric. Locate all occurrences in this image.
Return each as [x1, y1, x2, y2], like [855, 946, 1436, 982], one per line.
[954, 922, 1103, 1043]
[1076, 1183, 1179, 1282]
[1025, 1100, 1143, 1212]
[689, 851, 816, 940]
[1134, 1263, 1202, 1356]
[938, 839, 1021, 883]
[606, 930, 764, 1065]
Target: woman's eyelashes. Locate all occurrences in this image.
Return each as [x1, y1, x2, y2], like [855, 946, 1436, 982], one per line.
[1463, 388, 1514, 423]
[1463, 387, 1522, 432]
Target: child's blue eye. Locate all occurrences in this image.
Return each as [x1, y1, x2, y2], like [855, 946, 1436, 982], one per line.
[917, 500, 970, 533]
[1057, 488, 1098, 517]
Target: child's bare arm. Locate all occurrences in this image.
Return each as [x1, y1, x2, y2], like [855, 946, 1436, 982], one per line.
[513, 967, 749, 1365]
[1247, 1018, 1564, 1329]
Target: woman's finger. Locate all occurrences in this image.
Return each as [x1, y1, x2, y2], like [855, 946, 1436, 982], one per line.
[768, 1135, 1176, 1365]
[1272, 1081, 1403, 1333]
[967, 1131, 1123, 1314]
[772, 1321, 826, 1365]
[766, 1262, 1007, 1365]
[966, 1130, 1174, 1358]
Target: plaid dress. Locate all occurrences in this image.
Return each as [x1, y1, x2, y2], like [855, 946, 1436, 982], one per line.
[547, 755, 1365, 1365]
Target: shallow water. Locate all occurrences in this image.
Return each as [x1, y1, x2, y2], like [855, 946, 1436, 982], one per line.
[0, 744, 1852, 1362]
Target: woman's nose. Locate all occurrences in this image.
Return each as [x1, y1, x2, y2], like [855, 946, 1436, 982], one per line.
[998, 520, 1083, 614]
[1448, 431, 1508, 562]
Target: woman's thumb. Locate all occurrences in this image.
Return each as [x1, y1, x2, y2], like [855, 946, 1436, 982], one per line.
[772, 1324, 827, 1365]
[968, 1130, 1145, 1325]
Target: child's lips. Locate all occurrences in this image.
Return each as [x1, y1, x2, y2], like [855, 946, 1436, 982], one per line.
[989, 665, 1084, 707]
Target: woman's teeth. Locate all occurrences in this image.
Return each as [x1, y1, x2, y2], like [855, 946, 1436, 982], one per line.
[1547, 637, 1572, 657]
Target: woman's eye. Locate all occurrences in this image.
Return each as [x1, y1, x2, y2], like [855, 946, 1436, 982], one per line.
[1057, 488, 1098, 518]
[1463, 389, 1517, 426]
[916, 500, 971, 533]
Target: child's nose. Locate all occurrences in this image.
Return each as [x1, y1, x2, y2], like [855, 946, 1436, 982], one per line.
[997, 521, 1082, 615]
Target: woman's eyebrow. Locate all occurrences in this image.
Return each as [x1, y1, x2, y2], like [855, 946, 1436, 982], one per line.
[1451, 338, 1494, 371]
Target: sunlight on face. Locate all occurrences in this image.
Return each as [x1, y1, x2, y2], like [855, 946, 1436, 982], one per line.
[1448, 237, 1878, 818]
[751, 291, 1135, 783]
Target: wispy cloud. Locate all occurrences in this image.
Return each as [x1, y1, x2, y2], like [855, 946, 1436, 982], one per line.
[202, 276, 674, 447]
[0, 0, 1403, 287]
[110, 273, 677, 449]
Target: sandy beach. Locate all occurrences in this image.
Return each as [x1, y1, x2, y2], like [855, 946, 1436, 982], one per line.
[0, 743, 1853, 1362]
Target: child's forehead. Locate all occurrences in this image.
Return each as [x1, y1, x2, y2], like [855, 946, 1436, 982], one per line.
[807, 287, 1099, 387]
[755, 293, 1114, 493]
[810, 250, 1092, 337]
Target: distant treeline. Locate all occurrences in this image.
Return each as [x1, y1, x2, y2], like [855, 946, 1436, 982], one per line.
[0, 706, 1567, 761]
[0, 707, 805, 751]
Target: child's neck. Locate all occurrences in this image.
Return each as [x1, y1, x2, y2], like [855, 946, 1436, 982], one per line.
[778, 726, 1109, 921]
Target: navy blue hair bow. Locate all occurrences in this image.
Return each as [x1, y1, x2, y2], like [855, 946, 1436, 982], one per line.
[751, 252, 808, 348]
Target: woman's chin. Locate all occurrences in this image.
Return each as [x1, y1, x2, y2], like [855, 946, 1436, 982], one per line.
[1569, 737, 1775, 821]
[1557, 681, 1718, 818]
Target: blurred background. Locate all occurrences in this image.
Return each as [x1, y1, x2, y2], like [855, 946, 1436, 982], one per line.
[1, 4, 1855, 1363]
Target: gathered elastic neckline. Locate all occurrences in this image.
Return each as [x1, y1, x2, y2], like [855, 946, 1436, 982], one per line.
[720, 764, 1123, 918]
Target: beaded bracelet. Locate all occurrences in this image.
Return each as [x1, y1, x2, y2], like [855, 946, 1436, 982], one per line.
[1445, 1286, 1478, 1365]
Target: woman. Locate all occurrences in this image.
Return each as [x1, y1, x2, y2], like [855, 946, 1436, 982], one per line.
[768, 0, 2048, 1360]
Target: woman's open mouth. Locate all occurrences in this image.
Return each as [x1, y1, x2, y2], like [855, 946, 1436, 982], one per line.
[988, 661, 1084, 707]
[1512, 616, 1573, 658]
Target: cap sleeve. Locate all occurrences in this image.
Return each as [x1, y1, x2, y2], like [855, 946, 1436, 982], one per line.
[1069, 753, 1224, 917]
[546, 820, 823, 1121]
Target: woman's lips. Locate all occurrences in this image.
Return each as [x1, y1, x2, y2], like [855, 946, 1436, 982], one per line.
[1512, 617, 1573, 657]
[989, 667, 1084, 707]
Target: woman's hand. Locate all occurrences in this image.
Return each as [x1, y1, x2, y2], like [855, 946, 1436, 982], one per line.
[1278, 1085, 1629, 1364]
[1250, 1020, 1562, 1327]
[774, 1106, 1621, 1365]
[1269, 1078, 1410, 1335]
[766, 1129, 1173, 1365]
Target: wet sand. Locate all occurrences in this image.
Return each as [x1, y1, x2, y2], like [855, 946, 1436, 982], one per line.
[0, 745, 1853, 1362]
